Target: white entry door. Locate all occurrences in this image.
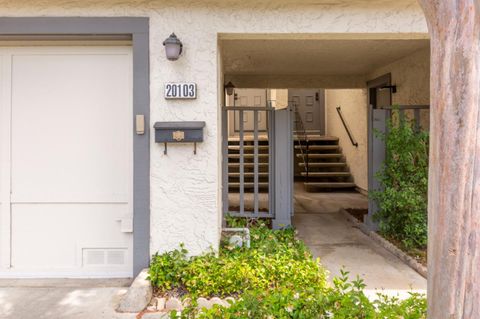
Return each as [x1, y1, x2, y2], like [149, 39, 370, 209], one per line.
[0, 46, 133, 278]
[233, 89, 268, 132]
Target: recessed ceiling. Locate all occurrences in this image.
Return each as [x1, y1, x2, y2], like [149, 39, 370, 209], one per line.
[222, 39, 429, 76]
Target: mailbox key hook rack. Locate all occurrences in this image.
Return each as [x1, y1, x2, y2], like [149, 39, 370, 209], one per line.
[154, 121, 205, 156]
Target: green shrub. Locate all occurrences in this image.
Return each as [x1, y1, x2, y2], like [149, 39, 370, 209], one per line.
[150, 224, 426, 318]
[148, 224, 327, 297]
[371, 111, 429, 250]
[173, 270, 426, 319]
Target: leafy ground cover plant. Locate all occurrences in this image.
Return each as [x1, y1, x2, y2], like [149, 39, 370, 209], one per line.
[148, 223, 427, 318]
[181, 270, 426, 319]
[149, 223, 327, 297]
[371, 111, 429, 251]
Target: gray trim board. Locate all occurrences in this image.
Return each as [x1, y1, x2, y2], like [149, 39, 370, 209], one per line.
[366, 73, 391, 231]
[273, 106, 293, 229]
[0, 17, 151, 277]
[0, 17, 148, 34]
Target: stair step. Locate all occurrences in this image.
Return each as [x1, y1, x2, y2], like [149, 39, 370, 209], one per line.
[229, 172, 269, 177]
[229, 145, 269, 151]
[304, 182, 356, 188]
[229, 163, 269, 167]
[300, 172, 351, 177]
[229, 182, 269, 188]
[294, 135, 338, 142]
[296, 153, 342, 159]
[228, 135, 269, 142]
[299, 162, 346, 168]
[229, 153, 269, 159]
[294, 145, 339, 151]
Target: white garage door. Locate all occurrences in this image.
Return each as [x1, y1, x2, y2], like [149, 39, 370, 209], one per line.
[0, 46, 133, 278]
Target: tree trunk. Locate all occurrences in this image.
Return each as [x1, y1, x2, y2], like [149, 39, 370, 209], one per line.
[417, 0, 480, 318]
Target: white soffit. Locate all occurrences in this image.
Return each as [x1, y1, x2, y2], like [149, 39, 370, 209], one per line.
[222, 39, 430, 76]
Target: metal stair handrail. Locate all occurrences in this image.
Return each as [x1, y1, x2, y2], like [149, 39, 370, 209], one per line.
[336, 106, 358, 147]
[293, 103, 309, 180]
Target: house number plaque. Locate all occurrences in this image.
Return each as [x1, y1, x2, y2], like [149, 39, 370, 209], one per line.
[165, 82, 196, 99]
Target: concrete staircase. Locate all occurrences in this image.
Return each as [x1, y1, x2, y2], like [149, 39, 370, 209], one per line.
[227, 135, 355, 193]
[295, 136, 356, 191]
[228, 137, 270, 192]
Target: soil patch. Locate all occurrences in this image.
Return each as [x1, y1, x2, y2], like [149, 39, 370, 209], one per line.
[345, 208, 427, 268]
[345, 208, 368, 223]
[383, 236, 427, 267]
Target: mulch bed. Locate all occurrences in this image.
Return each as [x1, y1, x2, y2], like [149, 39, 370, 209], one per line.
[344, 208, 427, 268]
[345, 208, 368, 223]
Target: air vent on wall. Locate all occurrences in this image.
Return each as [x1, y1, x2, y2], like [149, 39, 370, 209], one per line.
[83, 248, 126, 266]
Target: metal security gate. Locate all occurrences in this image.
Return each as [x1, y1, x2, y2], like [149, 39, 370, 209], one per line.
[222, 104, 293, 228]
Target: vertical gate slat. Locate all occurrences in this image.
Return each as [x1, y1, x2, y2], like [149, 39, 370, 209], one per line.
[414, 109, 421, 130]
[253, 110, 259, 216]
[239, 110, 245, 215]
[268, 105, 275, 217]
[222, 108, 229, 220]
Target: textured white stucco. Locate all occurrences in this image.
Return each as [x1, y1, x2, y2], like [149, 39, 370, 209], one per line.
[369, 47, 431, 129]
[0, 0, 428, 257]
[324, 48, 430, 192]
[325, 89, 369, 191]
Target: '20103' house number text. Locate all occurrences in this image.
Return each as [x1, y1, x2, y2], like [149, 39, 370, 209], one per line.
[164, 83, 196, 99]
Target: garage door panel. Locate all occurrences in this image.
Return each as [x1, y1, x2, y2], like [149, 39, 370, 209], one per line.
[0, 53, 11, 269]
[0, 46, 133, 277]
[10, 52, 132, 203]
[0, 54, 3, 202]
[11, 203, 132, 271]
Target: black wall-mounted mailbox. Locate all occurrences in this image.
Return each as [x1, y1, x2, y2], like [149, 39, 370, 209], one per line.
[154, 121, 205, 154]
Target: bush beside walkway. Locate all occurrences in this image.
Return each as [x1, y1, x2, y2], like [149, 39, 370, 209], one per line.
[148, 224, 426, 318]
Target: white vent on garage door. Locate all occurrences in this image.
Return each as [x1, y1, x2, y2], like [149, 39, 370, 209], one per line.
[82, 248, 127, 266]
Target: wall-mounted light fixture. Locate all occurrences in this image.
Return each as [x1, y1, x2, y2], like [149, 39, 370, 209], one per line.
[380, 85, 397, 94]
[163, 33, 183, 61]
[225, 81, 235, 96]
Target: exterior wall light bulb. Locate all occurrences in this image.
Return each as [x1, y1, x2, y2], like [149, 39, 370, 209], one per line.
[225, 81, 235, 96]
[163, 33, 183, 61]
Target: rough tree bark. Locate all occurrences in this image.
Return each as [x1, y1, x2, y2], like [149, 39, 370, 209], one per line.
[417, 0, 480, 318]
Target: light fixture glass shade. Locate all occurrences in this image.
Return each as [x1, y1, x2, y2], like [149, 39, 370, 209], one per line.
[225, 81, 235, 96]
[163, 33, 183, 61]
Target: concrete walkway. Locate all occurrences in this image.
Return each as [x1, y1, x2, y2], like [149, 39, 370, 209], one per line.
[293, 183, 427, 297]
[0, 279, 136, 319]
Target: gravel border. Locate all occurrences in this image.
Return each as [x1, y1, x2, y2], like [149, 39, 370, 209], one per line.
[339, 208, 427, 279]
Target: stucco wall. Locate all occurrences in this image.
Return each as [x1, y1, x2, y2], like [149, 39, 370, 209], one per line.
[368, 47, 431, 130]
[325, 89, 369, 191]
[0, 0, 428, 257]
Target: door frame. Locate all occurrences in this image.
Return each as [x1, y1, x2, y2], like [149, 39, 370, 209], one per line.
[0, 17, 150, 277]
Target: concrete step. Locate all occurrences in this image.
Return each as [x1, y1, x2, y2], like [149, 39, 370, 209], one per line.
[228, 145, 269, 151]
[299, 162, 346, 168]
[228, 135, 269, 142]
[228, 162, 268, 167]
[229, 153, 269, 159]
[296, 153, 343, 159]
[294, 145, 340, 151]
[228, 172, 269, 177]
[300, 172, 351, 178]
[304, 182, 356, 189]
[229, 182, 269, 188]
[294, 135, 339, 142]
